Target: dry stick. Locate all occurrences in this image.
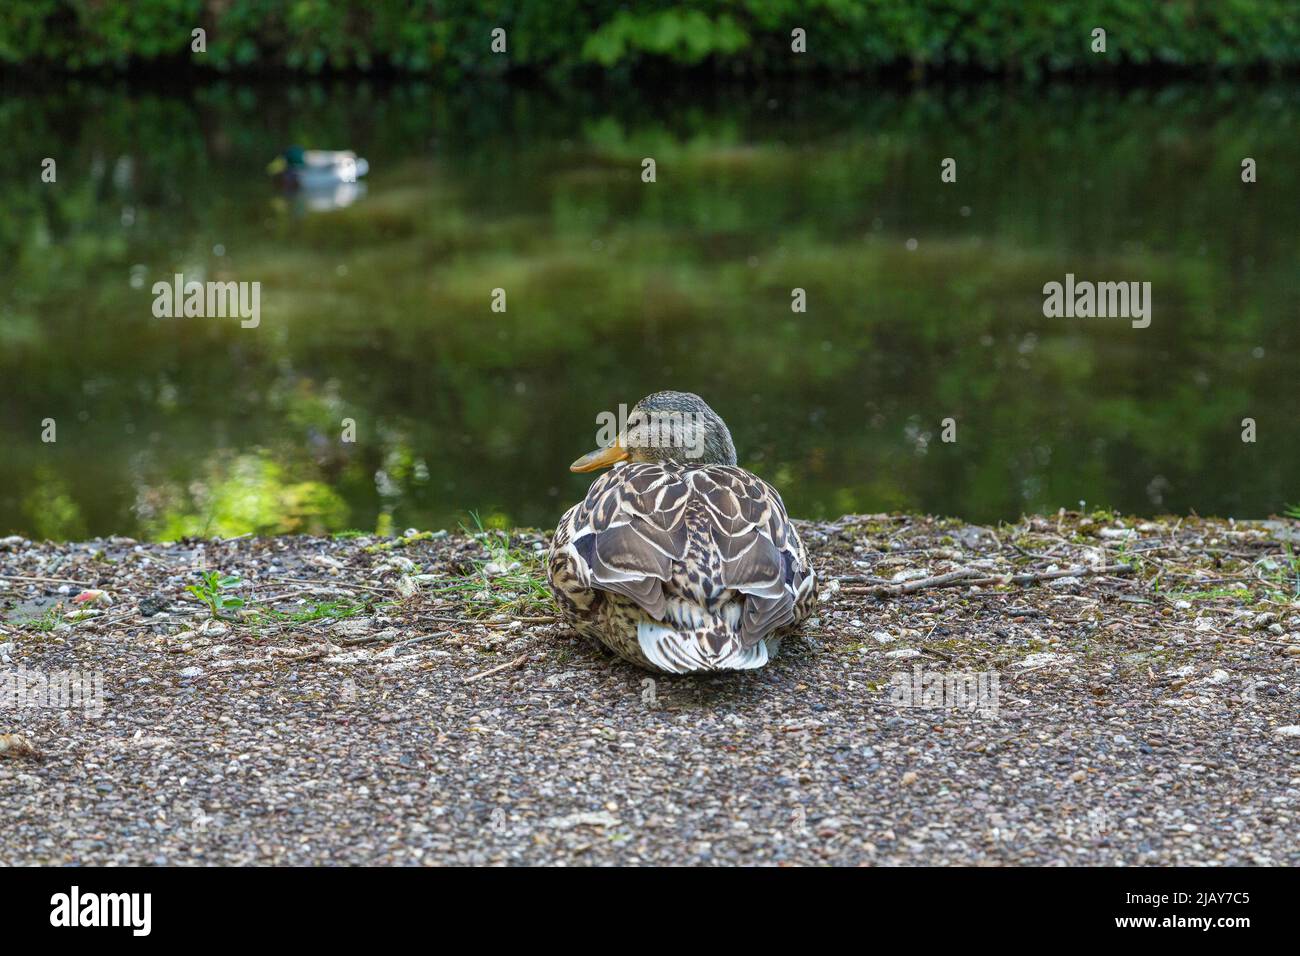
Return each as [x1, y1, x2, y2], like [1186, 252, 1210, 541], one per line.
[393, 630, 456, 650]
[463, 652, 528, 683]
[843, 564, 1135, 597]
[844, 568, 983, 596]
[420, 614, 487, 627]
[338, 633, 390, 646]
[968, 563, 1136, 588]
[251, 587, 362, 603]
[335, 625, 458, 647]
[0, 572, 98, 589]
[268, 576, 393, 594]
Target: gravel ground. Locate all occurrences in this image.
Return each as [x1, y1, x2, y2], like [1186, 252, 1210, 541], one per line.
[1, 513, 1298, 865]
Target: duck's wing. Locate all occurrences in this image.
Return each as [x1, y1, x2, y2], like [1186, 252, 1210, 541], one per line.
[550, 462, 814, 647]
[551, 462, 690, 621]
[689, 465, 816, 646]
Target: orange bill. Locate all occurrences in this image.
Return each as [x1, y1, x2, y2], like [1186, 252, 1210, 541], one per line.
[569, 442, 629, 472]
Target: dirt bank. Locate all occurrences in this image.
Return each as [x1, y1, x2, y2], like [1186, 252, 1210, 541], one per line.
[1, 512, 1297, 865]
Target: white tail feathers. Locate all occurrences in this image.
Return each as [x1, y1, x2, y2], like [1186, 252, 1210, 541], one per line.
[637, 620, 770, 674]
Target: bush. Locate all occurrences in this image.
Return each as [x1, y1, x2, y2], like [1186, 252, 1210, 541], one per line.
[1, 0, 1298, 75]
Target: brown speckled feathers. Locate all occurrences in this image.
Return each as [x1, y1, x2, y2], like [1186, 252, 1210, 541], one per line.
[548, 461, 816, 673]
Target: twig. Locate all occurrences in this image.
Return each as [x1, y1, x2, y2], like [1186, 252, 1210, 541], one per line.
[463, 652, 528, 683]
[844, 564, 1135, 597]
[393, 630, 455, 650]
[843, 568, 982, 596]
[0, 572, 97, 589]
[269, 576, 393, 594]
[969, 564, 1137, 588]
[833, 574, 892, 585]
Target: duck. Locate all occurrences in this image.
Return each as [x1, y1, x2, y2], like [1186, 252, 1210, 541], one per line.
[266, 146, 369, 190]
[547, 391, 817, 674]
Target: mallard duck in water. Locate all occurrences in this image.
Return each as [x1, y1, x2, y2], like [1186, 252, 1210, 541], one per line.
[267, 146, 369, 190]
[548, 391, 817, 674]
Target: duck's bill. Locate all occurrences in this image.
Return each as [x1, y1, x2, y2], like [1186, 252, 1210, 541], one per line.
[569, 444, 628, 472]
[266, 156, 287, 175]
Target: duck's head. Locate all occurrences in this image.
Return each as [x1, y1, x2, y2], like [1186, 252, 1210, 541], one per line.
[266, 145, 306, 176]
[570, 391, 738, 472]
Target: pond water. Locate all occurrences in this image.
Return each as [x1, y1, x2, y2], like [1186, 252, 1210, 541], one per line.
[2, 79, 1297, 539]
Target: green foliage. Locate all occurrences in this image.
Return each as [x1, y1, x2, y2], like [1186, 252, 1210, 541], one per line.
[422, 518, 555, 617]
[252, 598, 371, 624]
[20, 602, 65, 632]
[1281, 543, 1300, 598]
[582, 9, 749, 67]
[148, 455, 349, 540]
[186, 571, 245, 618]
[2, 0, 1300, 74]
[364, 530, 435, 553]
[20, 468, 86, 540]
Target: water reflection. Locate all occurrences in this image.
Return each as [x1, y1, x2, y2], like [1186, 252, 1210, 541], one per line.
[0, 81, 1297, 539]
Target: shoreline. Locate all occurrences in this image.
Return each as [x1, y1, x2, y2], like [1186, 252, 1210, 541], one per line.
[2, 513, 1297, 864]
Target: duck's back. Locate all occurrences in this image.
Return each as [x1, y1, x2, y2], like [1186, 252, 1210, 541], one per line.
[547, 461, 816, 673]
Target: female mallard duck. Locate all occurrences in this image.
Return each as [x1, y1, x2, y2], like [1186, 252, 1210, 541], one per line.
[548, 391, 816, 674]
[267, 146, 369, 189]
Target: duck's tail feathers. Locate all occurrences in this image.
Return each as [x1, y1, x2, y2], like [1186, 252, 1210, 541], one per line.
[637, 620, 770, 674]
